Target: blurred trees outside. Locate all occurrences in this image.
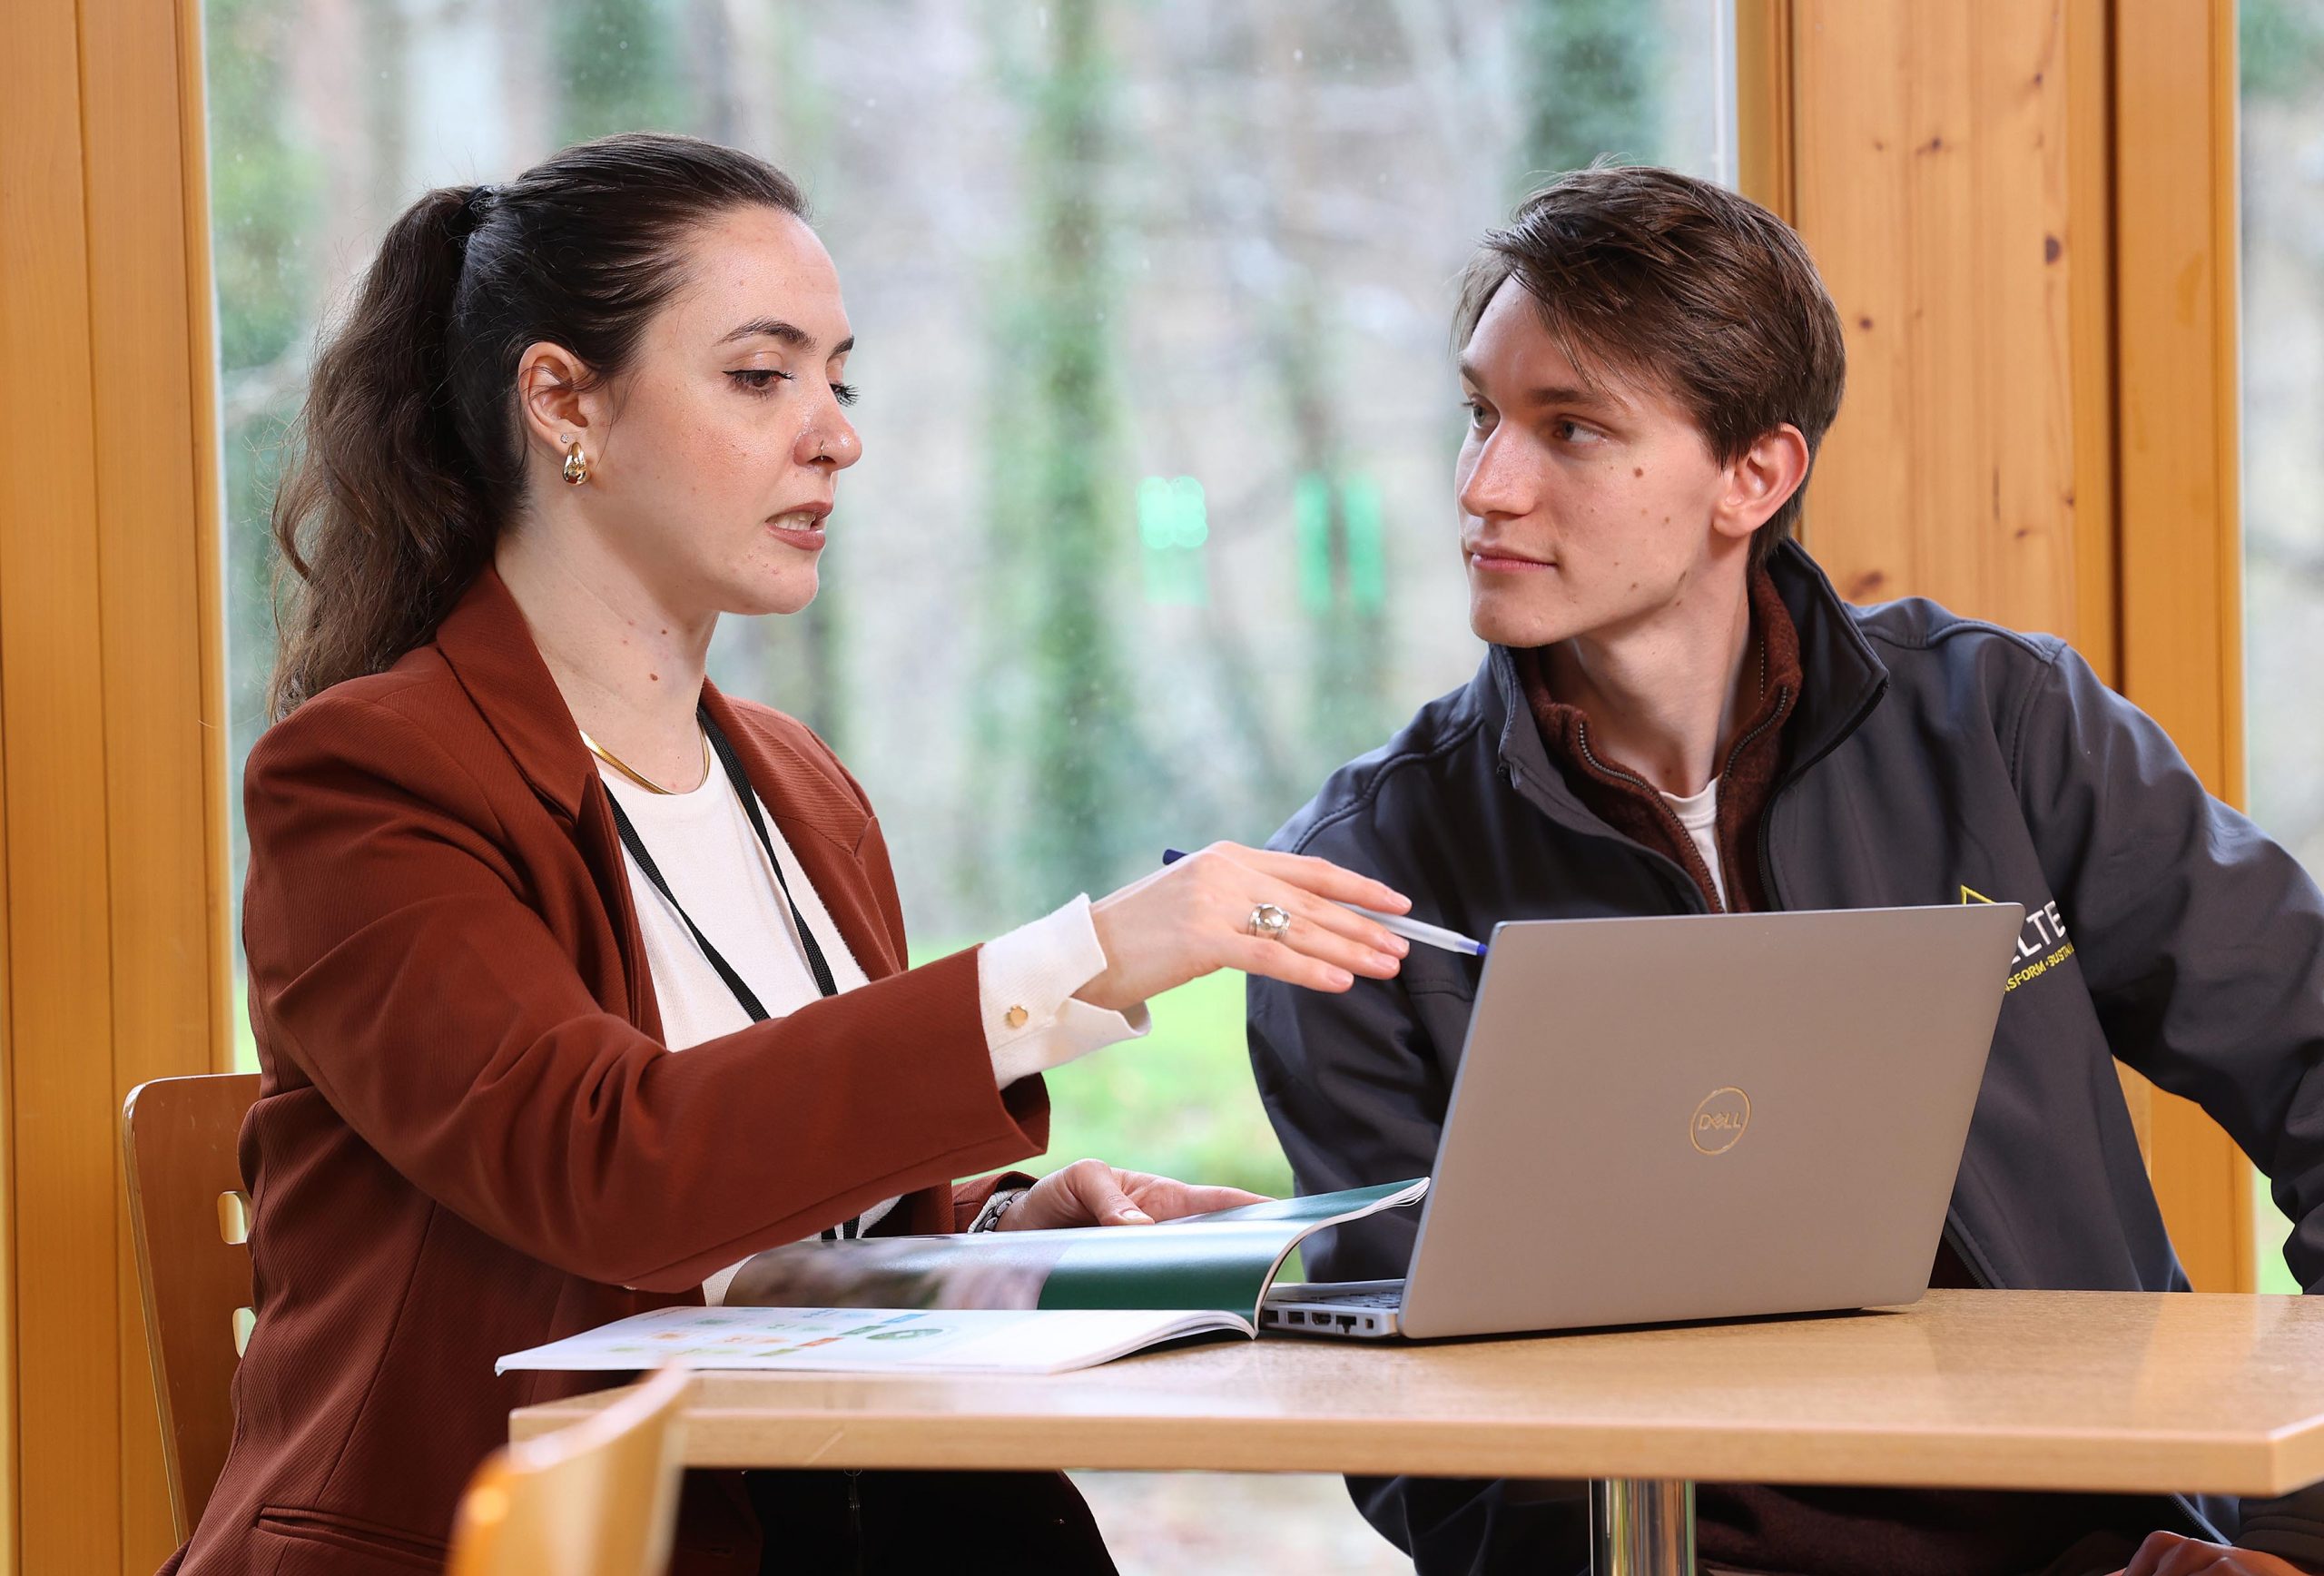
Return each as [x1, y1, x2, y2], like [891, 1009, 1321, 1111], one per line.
[2242, 0, 2324, 884]
[208, 0, 1728, 1201]
[2240, 0, 2324, 1295]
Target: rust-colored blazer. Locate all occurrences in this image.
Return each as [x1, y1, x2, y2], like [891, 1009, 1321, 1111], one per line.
[168, 572, 1057, 1576]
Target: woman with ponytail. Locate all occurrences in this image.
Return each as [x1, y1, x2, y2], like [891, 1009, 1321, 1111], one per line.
[175, 133, 1413, 1576]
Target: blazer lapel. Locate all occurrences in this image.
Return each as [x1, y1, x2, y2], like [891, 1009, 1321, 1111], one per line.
[430, 568, 598, 823]
[430, 571, 901, 1006]
[432, 569, 662, 1032]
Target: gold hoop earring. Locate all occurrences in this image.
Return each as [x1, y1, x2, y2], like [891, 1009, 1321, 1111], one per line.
[562, 437, 589, 487]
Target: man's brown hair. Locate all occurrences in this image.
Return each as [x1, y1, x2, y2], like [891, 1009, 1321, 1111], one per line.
[1454, 164, 1846, 564]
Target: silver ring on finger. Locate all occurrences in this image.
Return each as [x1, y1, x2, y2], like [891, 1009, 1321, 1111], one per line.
[1247, 902, 1292, 943]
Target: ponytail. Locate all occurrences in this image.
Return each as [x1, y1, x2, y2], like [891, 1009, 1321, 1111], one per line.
[266, 134, 808, 719]
[267, 186, 492, 718]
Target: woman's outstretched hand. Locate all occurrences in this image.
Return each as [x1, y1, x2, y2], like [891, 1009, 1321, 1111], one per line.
[997, 1158, 1268, 1231]
[1075, 841, 1413, 1014]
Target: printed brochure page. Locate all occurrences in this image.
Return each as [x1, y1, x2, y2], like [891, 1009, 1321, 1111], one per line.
[497, 1305, 1237, 1375]
[497, 1178, 1426, 1375]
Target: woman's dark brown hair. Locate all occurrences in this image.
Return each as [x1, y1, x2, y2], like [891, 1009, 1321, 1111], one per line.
[266, 132, 806, 718]
[1453, 164, 1846, 564]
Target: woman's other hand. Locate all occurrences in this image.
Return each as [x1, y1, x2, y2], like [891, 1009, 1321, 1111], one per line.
[1077, 842, 1413, 1013]
[997, 1158, 1268, 1231]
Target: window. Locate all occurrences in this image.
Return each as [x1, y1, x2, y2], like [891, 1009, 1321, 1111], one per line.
[212, 0, 1735, 1187]
[2240, 0, 2324, 1296]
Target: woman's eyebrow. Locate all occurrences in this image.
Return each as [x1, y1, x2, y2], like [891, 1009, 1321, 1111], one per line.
[719, 317, 854, 357]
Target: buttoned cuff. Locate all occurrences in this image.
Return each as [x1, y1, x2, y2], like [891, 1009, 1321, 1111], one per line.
[980, 894, 1149, 1088]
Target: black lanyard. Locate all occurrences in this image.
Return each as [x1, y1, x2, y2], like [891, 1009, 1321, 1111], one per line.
[602, 704, 859, 1239]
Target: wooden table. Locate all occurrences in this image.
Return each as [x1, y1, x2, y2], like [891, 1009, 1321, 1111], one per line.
[512, 1290, 2324, 1574]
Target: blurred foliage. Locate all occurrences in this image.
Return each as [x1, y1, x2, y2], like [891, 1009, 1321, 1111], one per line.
[2243, 0, 2324, 102]
[962, 0, 1193, 927]
[1015, 0, 1146, 910]
[2260, 1179, 2301, 1294]
[556, 0, 684, 143]
[206, 0, 318, 891]
[199, 1, 1697, 1224]
[2242, 0, 2324, 1294]
[1036, 974, 1296, 1199]
[206, 0, 317, 373]
[1517, 0, 1658, 180]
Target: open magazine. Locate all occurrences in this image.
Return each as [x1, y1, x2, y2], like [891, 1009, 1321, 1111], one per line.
[497, 1177, 1426, 1375]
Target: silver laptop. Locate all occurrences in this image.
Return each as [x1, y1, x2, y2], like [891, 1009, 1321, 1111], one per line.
[1261, 904, 2023, 1340]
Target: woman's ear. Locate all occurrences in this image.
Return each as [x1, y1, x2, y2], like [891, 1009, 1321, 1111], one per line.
[515, 341, 601, 461]
[1713, 423, 1811, 544]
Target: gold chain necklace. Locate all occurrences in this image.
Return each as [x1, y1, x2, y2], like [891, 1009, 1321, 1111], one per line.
[580, 727, 712, 795]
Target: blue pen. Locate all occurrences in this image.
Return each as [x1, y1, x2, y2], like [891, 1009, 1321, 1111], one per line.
[1161, 849, 1489, 958]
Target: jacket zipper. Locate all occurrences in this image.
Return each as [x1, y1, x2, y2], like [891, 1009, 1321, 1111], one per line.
[1720, 685, 1792, 784]
[1571, 685, 1792, 917]
[1573, 722, 1723, 913]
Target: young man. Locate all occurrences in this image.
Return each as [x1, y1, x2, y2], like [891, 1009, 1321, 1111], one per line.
[1247, 166, 2324, 1576]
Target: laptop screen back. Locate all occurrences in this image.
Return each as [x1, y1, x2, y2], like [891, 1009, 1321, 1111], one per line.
[1397, 904, 2023, 1339]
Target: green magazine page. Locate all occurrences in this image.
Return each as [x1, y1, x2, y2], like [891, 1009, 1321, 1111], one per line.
[720, 1178, 1427, 1324]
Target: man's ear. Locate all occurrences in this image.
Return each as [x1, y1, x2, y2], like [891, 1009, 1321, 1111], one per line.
[1713, 424, 1811, 545]
[515, 341, 604, 463]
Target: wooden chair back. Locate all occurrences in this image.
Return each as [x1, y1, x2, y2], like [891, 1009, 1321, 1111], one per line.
[448, 1364, 693, 1576]
[122, 1071, 261, 1540]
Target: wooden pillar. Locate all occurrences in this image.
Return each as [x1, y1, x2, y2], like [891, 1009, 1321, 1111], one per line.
[1742, 0, 2254, 1289]
[1786, 0, 2100, 638]
[0, 0, 232, 1568]
[2110, 0, 2254, 1297]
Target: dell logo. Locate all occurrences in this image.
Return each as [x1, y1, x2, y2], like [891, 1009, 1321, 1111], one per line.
[1690, 1087, 1752, 1155]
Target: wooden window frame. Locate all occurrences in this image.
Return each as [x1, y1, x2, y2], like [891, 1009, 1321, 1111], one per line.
[2109, 0, 2254, 1298]
[0, 0, 231, 1568]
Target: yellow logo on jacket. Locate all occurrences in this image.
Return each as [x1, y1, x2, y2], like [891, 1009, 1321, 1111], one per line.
[1962, 886, 2074, 991]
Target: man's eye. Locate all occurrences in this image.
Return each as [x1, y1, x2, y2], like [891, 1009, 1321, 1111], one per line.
[1462, 400, 1492, 428]
[1552, 419, 1600, 444]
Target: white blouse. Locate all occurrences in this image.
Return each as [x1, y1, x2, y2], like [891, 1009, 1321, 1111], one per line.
[596, 758, 1146, 1302]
